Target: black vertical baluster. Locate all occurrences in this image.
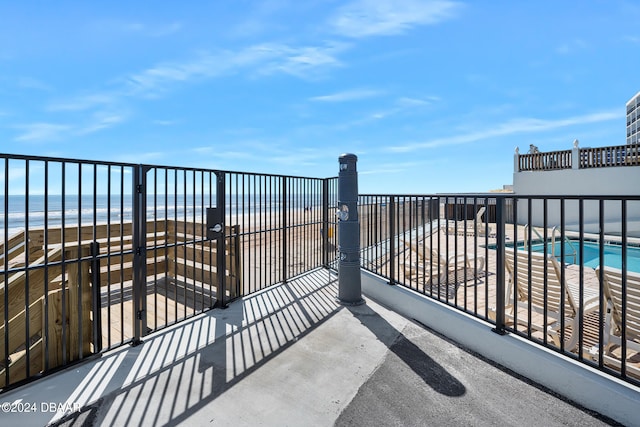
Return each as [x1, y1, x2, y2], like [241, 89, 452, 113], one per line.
[282, 177, 287, 284]
[61, 162, 68, 364]
[76, 162, 82, 359]
[43, 160, 50, 369]
[3, 157, 9, 386]
[153, 168, 158, 329]
[621, 199, 628, 377]
[579, 199, 586, 360]
[598, 199, 605, 368]
[560, 198, 566, 351]
[106, 165, 112, 348]
[24, 160, 30, 378]
[389, 196, 395, 286]
[182, 169, 187, 320]
[192, 170, 197, 317]
[119, 166, 125, 343]
[91, 164, 98, 354]
[492, 196, 506, 335]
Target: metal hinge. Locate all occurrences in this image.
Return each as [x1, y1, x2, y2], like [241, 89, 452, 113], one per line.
[137, 310, 144, 320]
[136, 247, 143, 255]
[136, 184, 143, 193]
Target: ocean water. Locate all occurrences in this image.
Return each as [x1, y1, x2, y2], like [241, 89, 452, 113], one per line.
[1, 193, 325, 239]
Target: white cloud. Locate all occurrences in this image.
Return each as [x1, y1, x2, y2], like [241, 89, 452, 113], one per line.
[360, 160, 423, 175]
[555, 39, 588, 55]
[153, 119, 179, 126]
[257, 43, 348, 79]
[332, 95, 435, 129]
[18, 77, 52, 91]
[396, 96, 439, 107]
[45, 42, 342, 121]
[15, 123, 72, 142]
[76, 112, 127, 135]
[310, 89, 383, 102]
[214, 150, 255, 160]
[331, 0, 460, 38]
[47, 93, 117, 112]
[228, 0, 290, 39]
[388, 110, 623, 152]
[112, 151, 165, 164]
[30, 41, 348, 142]
[149, 22, 183, 37]
[192, 146, 214, 154]
[96, 20, 183, 38]
[125, 42, 346, 96]
[123, 50, 248, 96]
[14, 111, 126, 142]
[125, 55, 217, 95]
[267, 149, 327, 166]
[622, 35, 640, 44]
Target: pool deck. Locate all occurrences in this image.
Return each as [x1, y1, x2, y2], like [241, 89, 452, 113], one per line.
[394, 223, 640, 373]
[0, 269, 624, 427]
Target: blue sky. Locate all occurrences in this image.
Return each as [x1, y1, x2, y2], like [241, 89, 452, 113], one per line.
[1, 1, 639, 193]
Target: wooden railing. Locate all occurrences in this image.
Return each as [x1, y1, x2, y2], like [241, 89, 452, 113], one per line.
[517, 144, 640, 171]
[165, 221, 243, 300]
[0, 244, 93, 388]
[0, 220, 242, 389]
[518, 149, 572, 171]
[579, 144, 640, 168]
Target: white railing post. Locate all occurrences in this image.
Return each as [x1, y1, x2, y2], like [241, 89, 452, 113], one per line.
[572, 139, 580, 169]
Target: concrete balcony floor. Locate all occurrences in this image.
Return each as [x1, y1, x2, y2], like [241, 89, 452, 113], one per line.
[0, 269, 623, 426]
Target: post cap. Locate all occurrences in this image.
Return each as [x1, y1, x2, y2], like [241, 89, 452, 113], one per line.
[339, 153, 358, 163]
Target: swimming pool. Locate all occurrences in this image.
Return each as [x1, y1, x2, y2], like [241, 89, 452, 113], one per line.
[516, 239, 640, 273]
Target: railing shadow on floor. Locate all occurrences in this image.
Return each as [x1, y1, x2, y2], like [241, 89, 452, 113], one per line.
[35, 265, 473, 426]
[45, 269, 342, 426]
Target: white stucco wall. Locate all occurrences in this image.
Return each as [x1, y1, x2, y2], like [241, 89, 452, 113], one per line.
[512, 166, 640, 236]
[513, 167, 640, 196]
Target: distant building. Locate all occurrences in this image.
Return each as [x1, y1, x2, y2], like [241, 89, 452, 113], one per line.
[627, 91, 640, 145]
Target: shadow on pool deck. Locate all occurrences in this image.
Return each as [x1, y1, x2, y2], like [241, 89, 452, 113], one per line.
[1, 268, 619, 427]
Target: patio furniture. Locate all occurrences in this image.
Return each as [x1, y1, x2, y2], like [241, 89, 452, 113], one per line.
[450, 207, 492, 237]
[402, 240, 485, 297]
[592, 266, 640, 374]
[501, 248, 599, 351]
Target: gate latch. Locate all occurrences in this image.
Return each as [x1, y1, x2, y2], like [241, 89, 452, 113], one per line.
[206, 208, 224, 240]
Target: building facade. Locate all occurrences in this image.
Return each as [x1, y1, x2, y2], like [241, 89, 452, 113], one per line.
[512, 141, 640, 236]
[627, 90, 640, 145]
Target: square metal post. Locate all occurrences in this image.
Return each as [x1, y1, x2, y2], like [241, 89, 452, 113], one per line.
[132, 164, 148, 345]
[215, 172, 227, 308]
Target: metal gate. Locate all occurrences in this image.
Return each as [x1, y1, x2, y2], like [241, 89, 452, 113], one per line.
[0, 156, 242, 390]
[133, 166, 231, 342]
[1, 152, 332, 392]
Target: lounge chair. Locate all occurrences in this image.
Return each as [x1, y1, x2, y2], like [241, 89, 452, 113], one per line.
[592, 266, 640, 374]
[500, 248, 599, 351]
[448, 207, 492, 237]
[402, 240, 485, 297]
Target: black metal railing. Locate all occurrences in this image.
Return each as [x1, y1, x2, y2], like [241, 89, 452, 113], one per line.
[4, 150, 640, 392]
[223, 171, 338, 295]
[359, 193, 640, 386]
[0, 152, 338, 391]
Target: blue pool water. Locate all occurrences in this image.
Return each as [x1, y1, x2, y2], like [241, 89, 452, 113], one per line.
[518, 239, 640, 273]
